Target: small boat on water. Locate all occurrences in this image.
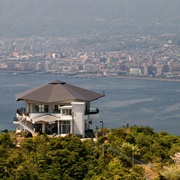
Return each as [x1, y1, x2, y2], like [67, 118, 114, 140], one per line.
[13, 72, 18, 76]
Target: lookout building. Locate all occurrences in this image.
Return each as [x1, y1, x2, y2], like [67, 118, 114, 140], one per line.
[13, 80, 104, 137]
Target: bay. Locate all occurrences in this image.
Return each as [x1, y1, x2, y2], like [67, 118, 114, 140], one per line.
[0, 72, 180, 135]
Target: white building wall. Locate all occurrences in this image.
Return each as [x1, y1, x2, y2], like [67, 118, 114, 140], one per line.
[71, 102, 85, 137]
[36, 62, 44, 71]
[45, 62, 51, 71]
[51, 53, 56, 59]
[129, 68, 141, 75]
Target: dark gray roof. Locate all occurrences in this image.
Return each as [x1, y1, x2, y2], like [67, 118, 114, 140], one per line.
[16, 80, 104, 103]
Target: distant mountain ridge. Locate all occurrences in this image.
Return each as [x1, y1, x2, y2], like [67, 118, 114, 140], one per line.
[0, 1, 180, 37]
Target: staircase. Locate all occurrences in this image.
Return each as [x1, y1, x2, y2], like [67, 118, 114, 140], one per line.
[14, 116, 36, 136]
[18, 121, 36, 136]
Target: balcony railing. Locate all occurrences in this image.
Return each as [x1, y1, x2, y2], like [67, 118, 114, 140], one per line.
[86, 107, 99, 115]
[15, 107, 99, 122]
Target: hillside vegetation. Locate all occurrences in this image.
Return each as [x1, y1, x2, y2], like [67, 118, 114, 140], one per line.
[0, 126, 180, 179]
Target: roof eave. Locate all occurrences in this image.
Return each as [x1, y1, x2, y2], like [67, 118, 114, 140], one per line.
[90, 94, 105, 102]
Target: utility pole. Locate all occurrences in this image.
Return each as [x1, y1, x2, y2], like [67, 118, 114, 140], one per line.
[72, 112, 74, 136]
[100, 121, 103, 128]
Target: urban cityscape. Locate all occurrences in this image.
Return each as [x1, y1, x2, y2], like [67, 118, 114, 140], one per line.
[0, 33, 180, 80]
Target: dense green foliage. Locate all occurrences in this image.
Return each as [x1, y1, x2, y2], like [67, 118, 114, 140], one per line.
[0, 126, 180, 179]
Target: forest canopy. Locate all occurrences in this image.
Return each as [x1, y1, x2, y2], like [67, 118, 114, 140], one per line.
[0, 126, 180, 180]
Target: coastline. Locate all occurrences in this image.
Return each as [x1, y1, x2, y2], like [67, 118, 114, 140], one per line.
[1, 69, 180, 83]
[114, 75, 180, 82]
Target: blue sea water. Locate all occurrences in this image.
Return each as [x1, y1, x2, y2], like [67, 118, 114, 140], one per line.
[1, 72, 180, 135]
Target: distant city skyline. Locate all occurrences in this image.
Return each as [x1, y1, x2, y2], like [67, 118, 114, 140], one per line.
[0, 34, 180, 80]
[1, 1, 180, 79]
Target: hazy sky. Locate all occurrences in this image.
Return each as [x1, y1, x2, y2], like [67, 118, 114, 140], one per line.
[0, 1, 180, 37]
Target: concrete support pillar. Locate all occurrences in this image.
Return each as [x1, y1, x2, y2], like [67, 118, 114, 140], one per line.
[71, 102, 85, 138]
[42, 124, 45, 133]
[57, 121, 60, 134]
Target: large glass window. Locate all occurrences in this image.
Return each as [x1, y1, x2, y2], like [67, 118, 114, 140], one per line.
[59, 121, 71, 134]
[53, 105, 60, 113]
[35, 105, 49, 113]
[62, 109, 72, 115]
